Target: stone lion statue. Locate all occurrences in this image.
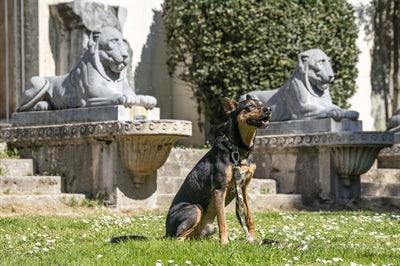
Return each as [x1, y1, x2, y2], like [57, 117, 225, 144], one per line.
[387, 109, 400, 132]
[240, 49, 359, 122]
[17, 26, 157, 112]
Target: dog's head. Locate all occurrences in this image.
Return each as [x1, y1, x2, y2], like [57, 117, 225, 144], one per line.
[220, 95, 271, 128]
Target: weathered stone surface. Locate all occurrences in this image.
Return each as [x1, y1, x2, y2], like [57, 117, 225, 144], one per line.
[258, 118, 362, 135]
[157, 148, 208, 177]
[0, 176, 61, 195]
[1, 120, 192, 208]
[377, 133, 400, 169]
[253, 131, 394, 206]
[361, 182, 400, 197]
[362, 167, 400, 183]
[357, 196, 400, 210]
[0, 194, 87, 209]
[0, 159, 34, 176]
[11, 106, 160, 127]
[254, 131, 394, 149]
[1, 120, 191, 144]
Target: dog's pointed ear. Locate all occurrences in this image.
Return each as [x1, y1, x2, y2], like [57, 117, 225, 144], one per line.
[219, 98, 237, 115]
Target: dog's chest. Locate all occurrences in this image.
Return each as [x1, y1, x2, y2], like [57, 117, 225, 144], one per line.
[226, 161, 256, 192]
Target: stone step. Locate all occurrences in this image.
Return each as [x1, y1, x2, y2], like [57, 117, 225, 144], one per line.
[156, 193, 304, 211]
[0, 193, 88, 211]
[0, 159, 34, 176]
[357, 196, 400, 210]
[165, 148, 208, 163]
[157, 176, 185, 194]
[361, 168, 400, 183]
[361, 182, 400, 197]
[158, 148, 208, 177]
[0, 176, 61, 195]
[156, 176, 277, 195]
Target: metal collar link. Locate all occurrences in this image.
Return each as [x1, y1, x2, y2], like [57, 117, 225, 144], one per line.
[220, 132, 255, 242]
[220, 132, 251, 161]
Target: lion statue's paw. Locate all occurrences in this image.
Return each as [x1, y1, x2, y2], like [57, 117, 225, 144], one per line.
[118, 94, 157, 109]
[327, 109, 359, 121]
[343, 110, 359, 121]
[33, 101, 50, 111]
[118, 95, 141, 107]
[137, 95, 157, 109]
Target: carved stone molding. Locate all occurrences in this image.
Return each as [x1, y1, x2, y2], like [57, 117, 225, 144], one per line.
[1, 120, 192, 143]
[379, 144, 400, 156]
[1, 119, 192, 190]
[254, 131, 394, 150]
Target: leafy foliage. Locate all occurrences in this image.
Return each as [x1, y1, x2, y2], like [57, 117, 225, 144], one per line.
[162, 0, 359, 136]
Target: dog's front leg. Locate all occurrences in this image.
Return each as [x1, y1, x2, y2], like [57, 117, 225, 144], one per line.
[242, 184, 256, 239]
[214, 188, 229, 245]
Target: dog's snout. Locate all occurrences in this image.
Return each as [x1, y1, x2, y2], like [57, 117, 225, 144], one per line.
[328, 75, 334, 83]
[263, 106, 271, 114]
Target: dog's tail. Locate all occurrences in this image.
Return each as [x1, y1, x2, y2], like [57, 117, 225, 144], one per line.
[107, 235, 148, 243]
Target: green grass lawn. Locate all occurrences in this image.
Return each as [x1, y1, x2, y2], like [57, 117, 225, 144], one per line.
[1, 210, 399, 265]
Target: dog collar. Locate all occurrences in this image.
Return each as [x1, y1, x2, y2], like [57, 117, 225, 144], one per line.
[220, 132, 252, 159]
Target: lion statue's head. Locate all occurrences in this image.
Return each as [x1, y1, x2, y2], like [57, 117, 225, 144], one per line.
[296, 49, 335, 95]
[89, 26, 131, 81]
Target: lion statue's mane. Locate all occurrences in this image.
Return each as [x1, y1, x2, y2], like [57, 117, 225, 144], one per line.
[18, 26, 156, 112]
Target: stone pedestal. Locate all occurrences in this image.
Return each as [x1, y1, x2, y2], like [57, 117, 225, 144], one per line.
[11, 106, 160, 126]
[254, 118, 393, 207]
[1, 106, 191, 208]
[377, 133, 400, 169]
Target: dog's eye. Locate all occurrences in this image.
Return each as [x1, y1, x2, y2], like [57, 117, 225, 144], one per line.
[246, 105, 256, 112]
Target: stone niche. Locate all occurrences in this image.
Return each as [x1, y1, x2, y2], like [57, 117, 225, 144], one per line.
[253, 118, 393, 208]
[1, 107, 191, 209]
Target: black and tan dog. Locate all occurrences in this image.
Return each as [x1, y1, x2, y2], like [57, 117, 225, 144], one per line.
[109, 95, 271, 244]
[167, 95, 270, 244]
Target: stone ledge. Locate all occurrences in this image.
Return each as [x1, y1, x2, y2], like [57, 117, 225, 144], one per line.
[258, 118, 362, 135]
[1, 120, 192, 143]
[0, 176, 61, 194]
[255, 131, 394, 150]
[357, 196, 400, 210]
[11, 105, 160, 126]
[0, 194, 88, 207]
[0, 159, 34, 176]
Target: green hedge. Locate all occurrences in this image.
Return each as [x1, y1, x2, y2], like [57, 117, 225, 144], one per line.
[163, 0, 359, 136]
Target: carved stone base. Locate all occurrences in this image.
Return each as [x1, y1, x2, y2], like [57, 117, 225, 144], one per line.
[257, 118, 362, 135]
[0, 120, 191, 207]
[253, 131, 394, 207]
[378, 133, 400, 169]
[11, 105, 160, 127]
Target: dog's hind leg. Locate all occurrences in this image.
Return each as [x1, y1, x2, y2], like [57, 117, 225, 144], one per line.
[167, 204, 203, 242]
